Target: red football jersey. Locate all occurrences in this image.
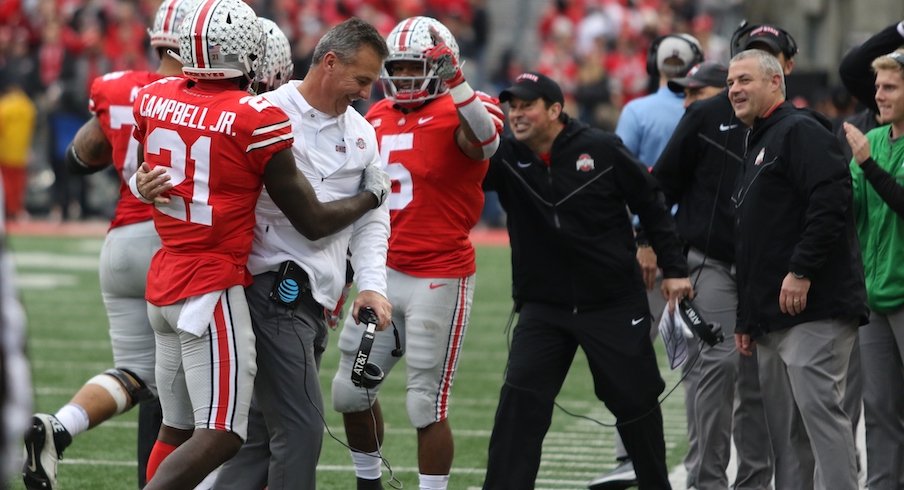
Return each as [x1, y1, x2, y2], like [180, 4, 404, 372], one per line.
[133, 78, 293, 305]
[88, 70, 165, 229]
[367, 94, 494, 277]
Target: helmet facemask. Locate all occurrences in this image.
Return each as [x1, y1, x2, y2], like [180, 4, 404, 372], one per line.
[381, 58, 443, 109]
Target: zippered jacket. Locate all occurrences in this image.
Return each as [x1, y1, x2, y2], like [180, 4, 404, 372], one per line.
[485, 116, 688, 311]
[653, 91, 743, 263]
[851, 125, 904, 313]
[732, 102, 868, 337]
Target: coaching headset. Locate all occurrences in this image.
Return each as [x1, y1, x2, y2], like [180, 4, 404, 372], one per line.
[730, 20, 799, 58]
[646, 33, 704, 76]
[351, 307, 403, 389]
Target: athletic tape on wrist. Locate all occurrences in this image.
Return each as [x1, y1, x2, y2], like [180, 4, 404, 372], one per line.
[450, 83, 500, 157]
[128, 172, 154, 204]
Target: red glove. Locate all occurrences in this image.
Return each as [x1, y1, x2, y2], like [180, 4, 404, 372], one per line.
[424, 25, 464, 88]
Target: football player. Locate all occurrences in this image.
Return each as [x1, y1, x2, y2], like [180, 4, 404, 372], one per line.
[254, 17, 294, 95]
[330, 16, 503, 490]
[22, 1, 198, 488]
[128, 1, 388, 487]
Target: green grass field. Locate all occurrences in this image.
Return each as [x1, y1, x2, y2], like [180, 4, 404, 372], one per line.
[9, 234, 688, 490]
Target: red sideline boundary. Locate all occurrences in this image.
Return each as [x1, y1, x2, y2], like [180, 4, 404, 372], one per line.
[7, 220, 511, 246]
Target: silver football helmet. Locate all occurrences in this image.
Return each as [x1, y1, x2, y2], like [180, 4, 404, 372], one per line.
[148, 0, 200, 49]
[382, 16, 460, 109]
[179, 0, 263, 83]
[255, 18, 294, 93]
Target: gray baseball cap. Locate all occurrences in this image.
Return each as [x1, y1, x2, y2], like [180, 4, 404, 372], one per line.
[667, 61, 728, 93]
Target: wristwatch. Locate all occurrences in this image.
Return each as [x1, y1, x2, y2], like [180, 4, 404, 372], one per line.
[791, 271, 807, 280]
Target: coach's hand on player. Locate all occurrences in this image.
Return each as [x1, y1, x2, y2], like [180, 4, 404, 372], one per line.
[135, 162, 173, 204]
[352, 290, 392, 331]
[425, 25, 464, 88]
[361, 164, 390, 208]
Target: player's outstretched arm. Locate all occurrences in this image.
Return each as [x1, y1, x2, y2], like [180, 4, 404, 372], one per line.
[425, 25, 502, 161]
[264, 149, 387, 240]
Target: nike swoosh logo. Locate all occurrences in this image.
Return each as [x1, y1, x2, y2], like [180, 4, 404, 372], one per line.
[27, 443, 37, 472]
[631, 317, 644, 326]
[418, 116, 434, 124]
[516, 161, 531, 168]
[428, 282, 447, 289]
[719, 123, 738, 131]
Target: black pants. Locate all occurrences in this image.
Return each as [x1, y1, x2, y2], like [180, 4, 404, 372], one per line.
[483, 301, 670, 489]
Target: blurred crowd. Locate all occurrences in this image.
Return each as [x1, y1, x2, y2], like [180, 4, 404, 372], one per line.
[0, 0, 857, 224]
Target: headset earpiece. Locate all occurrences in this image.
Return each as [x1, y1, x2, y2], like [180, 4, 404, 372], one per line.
[351, 307, 384, 389]
[646, 34, 704, 77]
[730, 21, 798, 59]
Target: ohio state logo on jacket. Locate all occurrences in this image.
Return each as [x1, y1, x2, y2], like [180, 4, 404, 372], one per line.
[576, 153, 594, 172]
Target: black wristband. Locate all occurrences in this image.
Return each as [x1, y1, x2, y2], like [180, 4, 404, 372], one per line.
[65, 143, 106, 175]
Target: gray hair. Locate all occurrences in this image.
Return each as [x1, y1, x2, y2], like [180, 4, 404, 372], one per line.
[311, 17, 388, 66]
[731, 49, 786, 97]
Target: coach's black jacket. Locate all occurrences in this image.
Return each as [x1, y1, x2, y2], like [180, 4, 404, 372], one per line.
[653, 91, 743, 264]
[732, 102, 868, 338]
[484, 115, 687, 311]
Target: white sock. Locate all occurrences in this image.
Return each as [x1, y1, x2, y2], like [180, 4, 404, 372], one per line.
[419, 473, 449, 490]
[54, 403, 89, 437]
[350, 450, 382, 480]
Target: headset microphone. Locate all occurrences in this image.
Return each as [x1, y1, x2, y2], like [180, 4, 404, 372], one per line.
[390, 324, 404, 358]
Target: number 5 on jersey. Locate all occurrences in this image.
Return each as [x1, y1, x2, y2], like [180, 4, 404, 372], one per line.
[379, 134, 413, 211]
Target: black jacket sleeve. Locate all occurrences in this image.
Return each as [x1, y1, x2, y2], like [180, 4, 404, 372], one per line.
[483, 142, 506, 191]
[652, 102, 705, 206]
[860, 157, 904, 217]
[839, 21, 904, 113]
[614, 139, 688, 278]
[786, 118, 853, 277]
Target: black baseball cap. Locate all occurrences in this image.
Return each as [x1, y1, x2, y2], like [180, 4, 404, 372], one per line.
[500, 72, 565, 105]
[741, 25, 797, 57]
[667, 61, 728, 93]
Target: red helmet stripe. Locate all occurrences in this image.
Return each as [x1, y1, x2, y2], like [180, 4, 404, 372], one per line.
[161, 0, 177, 33]
[192, 0, 219, 68]
[395, 17, 418, 52]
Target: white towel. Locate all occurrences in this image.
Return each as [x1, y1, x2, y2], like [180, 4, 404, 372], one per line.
[177, 290, 223, 337]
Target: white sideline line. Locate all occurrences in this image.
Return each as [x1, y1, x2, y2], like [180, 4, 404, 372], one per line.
[30, 339, 111, 349]
[13, 253, 99, 270]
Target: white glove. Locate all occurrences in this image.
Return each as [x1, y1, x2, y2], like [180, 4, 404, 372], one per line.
[361, 164, 390, 208]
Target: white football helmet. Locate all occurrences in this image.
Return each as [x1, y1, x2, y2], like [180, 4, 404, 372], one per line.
[148, 0, 200, 49]
[179, 0, 263, 83]
[382, 16, 459, 109]
[255, 18, 294, 93]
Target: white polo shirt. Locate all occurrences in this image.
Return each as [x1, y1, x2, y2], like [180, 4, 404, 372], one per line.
[248, 80, 390, 309]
